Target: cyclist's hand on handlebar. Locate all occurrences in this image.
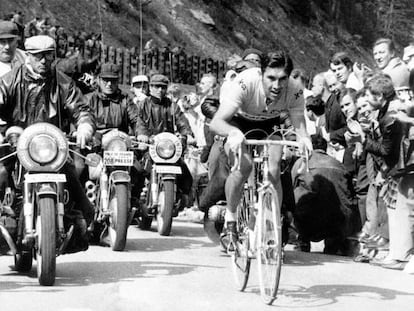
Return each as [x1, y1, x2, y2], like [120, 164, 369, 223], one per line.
[298, 136, 312, 155]
[227, 129, 245, 153]
[76, 123, 94, 149]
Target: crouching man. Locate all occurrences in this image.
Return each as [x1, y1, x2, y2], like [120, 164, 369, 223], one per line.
[291, 134, 360, 255]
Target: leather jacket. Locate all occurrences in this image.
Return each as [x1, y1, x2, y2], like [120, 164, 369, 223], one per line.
[86, 89, 138, 134]
[365, 101, 403, 176]
[136, 95, 192, 137]
[0, 63, 95, 134]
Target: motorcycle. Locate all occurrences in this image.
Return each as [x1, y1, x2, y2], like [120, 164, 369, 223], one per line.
[84, 129, 137, 251]
[0, 122, 94, 286]
[138, 132, 184, 236]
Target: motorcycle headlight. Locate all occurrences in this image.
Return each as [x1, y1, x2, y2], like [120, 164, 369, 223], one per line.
[107, 138, 128, 151]
[156, 139, 176, 159]
[28, 134, 58, 164]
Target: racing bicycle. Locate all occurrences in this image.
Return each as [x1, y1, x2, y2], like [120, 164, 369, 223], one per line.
[230, 131, 308, 305]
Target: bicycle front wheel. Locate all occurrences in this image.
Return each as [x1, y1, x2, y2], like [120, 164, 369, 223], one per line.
[257, 186, 282, 305]
[231, 188, 251, 291]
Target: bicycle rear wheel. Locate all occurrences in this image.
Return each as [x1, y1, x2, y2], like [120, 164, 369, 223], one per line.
[257, 186, 282, 305]
[231, 188, 251, 291]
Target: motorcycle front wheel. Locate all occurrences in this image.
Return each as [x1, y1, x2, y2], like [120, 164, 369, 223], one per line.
[156, 179, 174, 236]
[108, 183, 129, 251]
[36, 196, 56, 286]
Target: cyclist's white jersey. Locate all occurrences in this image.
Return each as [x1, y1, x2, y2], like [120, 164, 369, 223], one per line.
[219, 67, 304, 121]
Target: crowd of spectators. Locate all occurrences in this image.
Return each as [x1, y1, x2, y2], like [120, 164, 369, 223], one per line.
[288, 39, 414, 272]
[2, 11, 101, 58]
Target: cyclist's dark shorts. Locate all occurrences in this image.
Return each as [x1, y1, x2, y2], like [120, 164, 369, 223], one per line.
[230, 115, 281, 139]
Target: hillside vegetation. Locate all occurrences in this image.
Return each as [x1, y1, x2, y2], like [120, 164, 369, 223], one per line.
[1, 0, 412, 75]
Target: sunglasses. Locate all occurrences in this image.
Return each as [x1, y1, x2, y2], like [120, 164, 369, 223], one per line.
[150, 84, 167, 89]
[31, 51, 54, 61]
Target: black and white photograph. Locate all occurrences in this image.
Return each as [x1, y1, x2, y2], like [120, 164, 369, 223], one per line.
[0, 0, 414, 310]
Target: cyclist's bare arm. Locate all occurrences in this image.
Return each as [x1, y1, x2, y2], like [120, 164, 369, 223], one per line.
[290, 112, 308, 139]
[290, 109, 312, 152]
[210, 102, 240, 137]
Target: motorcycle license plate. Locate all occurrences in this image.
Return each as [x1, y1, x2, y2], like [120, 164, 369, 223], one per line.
[25, 173, 67, 183]
[155, 165, 182, 174]
[103, 151, 134, 166]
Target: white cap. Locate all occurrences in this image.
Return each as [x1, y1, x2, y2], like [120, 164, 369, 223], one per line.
[132, 75, 149, 84]
[25, 35, 56, 54]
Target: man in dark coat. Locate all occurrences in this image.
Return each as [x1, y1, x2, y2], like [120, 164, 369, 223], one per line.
[291, 134, 360, 255]
[135, 74, 193, 206]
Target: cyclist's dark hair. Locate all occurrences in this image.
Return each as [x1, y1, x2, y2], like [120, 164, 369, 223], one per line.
[329, 52, 353, 70]
[262, 50, 294, 76]
[311, 134, 327, 152]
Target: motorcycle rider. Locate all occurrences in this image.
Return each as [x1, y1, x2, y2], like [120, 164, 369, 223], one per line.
[79, 63, 142, 243]
[0, 20, 26, 77]
[135, 73, 193, 210]
[131, 74, 149, 103]
[0, 35, 95, 253]
[75, 62, 139, 179]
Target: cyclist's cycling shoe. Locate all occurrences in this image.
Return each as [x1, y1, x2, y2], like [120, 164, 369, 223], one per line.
[220, 221, 238, 253]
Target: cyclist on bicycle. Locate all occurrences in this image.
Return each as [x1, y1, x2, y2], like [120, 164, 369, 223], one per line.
[210, 50, 312, 247]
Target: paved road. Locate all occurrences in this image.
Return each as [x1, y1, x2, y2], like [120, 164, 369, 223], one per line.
[1, 219, 414, 311]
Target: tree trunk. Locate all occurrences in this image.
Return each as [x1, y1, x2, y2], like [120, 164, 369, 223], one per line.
[385, 0, 395, 36]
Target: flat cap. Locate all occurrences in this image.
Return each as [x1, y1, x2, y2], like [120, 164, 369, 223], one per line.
[25, 35, 55, 53]
[241, 48, 264, 60]
[0, 20, 19, 39]
[150, 74, 169, 86]
[100, 63, 120, 79]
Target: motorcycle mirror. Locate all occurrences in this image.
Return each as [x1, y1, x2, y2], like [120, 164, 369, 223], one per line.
[85, 153, 101, 167]
[5, 126, 23, 144]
